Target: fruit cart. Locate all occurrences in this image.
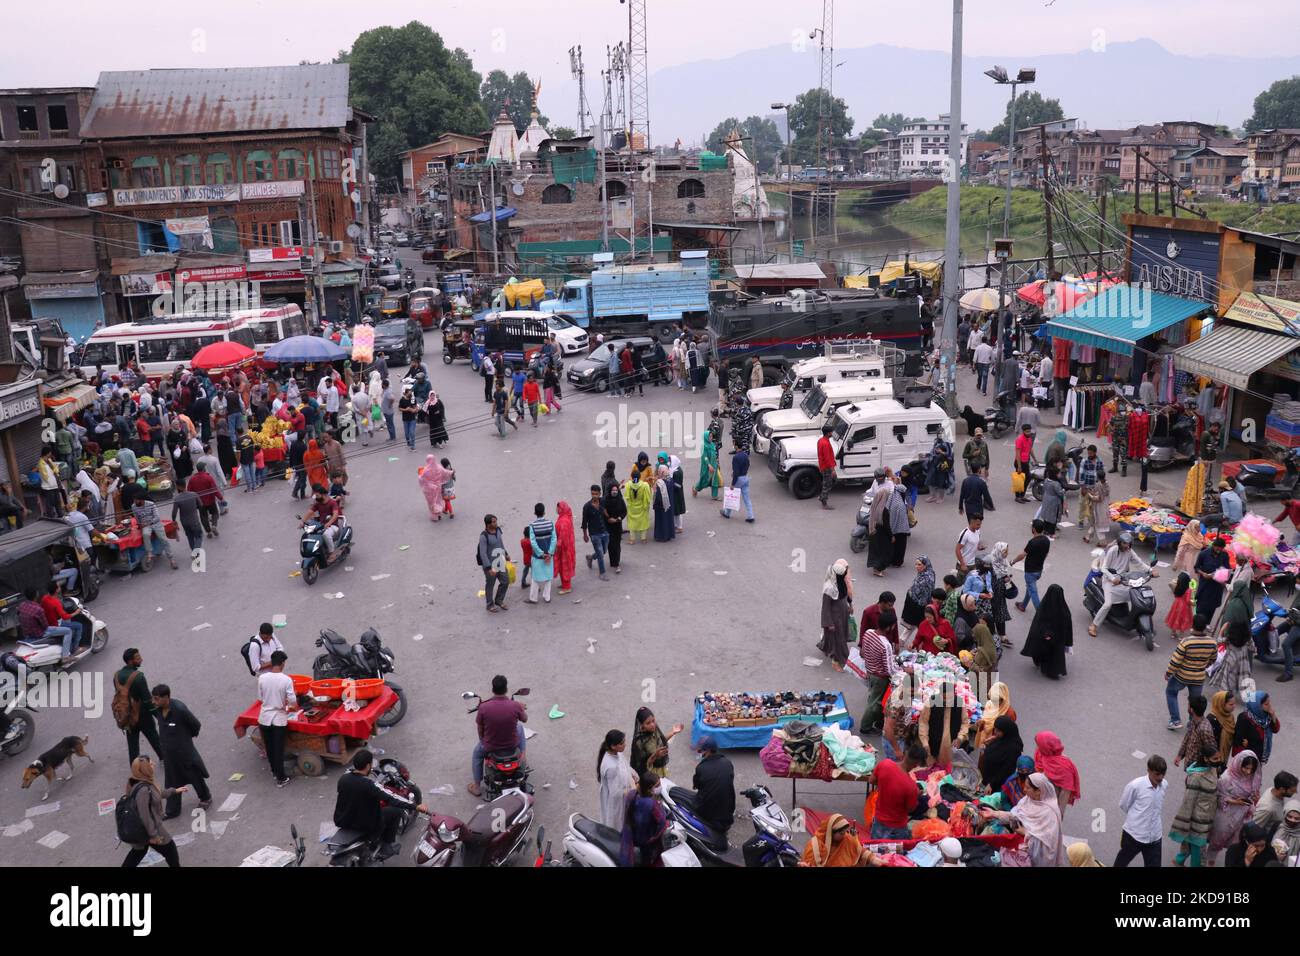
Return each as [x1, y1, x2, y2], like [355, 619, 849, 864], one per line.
[233, 677, 398, 777]
[96, 516, 180, 574]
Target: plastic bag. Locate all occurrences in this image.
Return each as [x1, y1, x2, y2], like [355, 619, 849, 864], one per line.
[506, 560, 517, 585]
[1011, 471, 1026, 495]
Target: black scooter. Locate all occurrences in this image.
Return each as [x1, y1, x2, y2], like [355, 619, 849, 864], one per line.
[1082, 553, 1160, 651]
[984, 391, 1015, 438]
[299, 515, 353, 586]
[1029, 445, 1085, 500]
[1236, 448, 1300, 501]
[311, 628, 406, 727]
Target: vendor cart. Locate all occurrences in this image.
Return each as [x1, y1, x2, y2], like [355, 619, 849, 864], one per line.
[232, 686, 398, 777]
[96, 517, 179, 574]
[691, 692, 853, 749]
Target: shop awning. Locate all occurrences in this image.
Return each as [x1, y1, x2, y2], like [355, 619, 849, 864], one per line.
[40, 381, 97, 423]
[1043, 285, 1210, 356]
[1173, 323, 1300, 390]
[468, 206, 516, 224]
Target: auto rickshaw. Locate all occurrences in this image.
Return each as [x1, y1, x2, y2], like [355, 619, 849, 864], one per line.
[0, 519, 101, 638]
[361, 285, 386, 321]
[442, 318, 477, 365]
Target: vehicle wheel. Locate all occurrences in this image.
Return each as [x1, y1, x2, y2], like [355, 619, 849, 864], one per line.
[303, 563, 319, 586]
[298, 752, 325, 777]
[790, 468, 821, 500]
[596, 376, 608, 393]
[90, 625, 108, 654]
[471, 357, 480, 372]
[849, 534, 867, 554]
[0, 708, 35, 756]
[1144, 631, 1155, 652]
[443, 352, 453, 365]
[376, 680, 407, 727]
[1030, 480, 1044, 501]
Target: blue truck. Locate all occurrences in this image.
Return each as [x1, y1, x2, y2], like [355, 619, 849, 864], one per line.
[539, 257, 711, 342]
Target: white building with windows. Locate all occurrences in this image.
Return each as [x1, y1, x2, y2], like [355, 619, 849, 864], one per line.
[897, 115, 969, 173]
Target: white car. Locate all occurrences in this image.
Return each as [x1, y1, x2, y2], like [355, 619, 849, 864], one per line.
[487, 310, 589, 357]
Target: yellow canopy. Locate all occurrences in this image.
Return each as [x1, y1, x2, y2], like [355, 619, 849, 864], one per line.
[503, 278, 547, 307]
[847, 260, 943, 288]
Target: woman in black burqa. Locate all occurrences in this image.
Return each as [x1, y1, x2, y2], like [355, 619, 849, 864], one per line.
[1020, 583, 1073, 679]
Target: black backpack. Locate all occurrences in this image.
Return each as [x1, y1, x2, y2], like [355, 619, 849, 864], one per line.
[115, 783, 151, 845]
[475, 532, 485, 567]
[239, 638, 257, 676]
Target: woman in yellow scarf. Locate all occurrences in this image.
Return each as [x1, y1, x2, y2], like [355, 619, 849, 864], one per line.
[975, 682, 1014, 749]
[799, 813, 884, 867]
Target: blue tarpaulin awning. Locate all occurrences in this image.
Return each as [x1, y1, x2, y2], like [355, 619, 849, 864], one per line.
[469, 206, 517, 224]
[1042, 284, 1210, 356]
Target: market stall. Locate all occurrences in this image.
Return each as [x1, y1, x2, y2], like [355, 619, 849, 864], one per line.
[691, 690, 852, 749]
[1109, 497, 1188, 550]
[759, 719, 877, 804]
[95, 516, 179, 574]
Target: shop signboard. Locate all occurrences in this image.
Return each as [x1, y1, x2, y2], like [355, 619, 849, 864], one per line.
[240, 180, 304, 201]
[1129, 226, 1220, 304]
[0, 381, 42, 427]
[251, 270, 305, 282]
[249, 246, 304, 263]
[1223, 290, 1300, 336]
[113, 184, 240, 206]
[25, 281, 98, 300]
[120, 272, 173, 296]
[176, 265, 247, 283]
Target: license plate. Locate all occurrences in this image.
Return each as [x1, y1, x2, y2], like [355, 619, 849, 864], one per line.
[417, 840, 436, 857]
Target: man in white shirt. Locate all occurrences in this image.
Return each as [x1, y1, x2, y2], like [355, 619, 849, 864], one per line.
[247, 623, 286, 676]
[965, 325, 983, 369]
[1113, 755, 1168, 867]
[322, 380, 341, 432]
[481, 352, 496, 404]
[973, 340, 994, 396]
[955, 517, 982, 573]
[256, 650, 297, 788]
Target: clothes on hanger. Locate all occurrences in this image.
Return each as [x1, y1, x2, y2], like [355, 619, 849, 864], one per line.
[1127, 409, 1150, 460]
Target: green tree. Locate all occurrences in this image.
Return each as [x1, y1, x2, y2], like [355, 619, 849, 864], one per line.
[871, 112, 920, 134]
[480, 70, 549, 132]
[987, 91, 1065, 144]
[706, 116, 783, 172]
[340, 22, 487, 180]
[550, 126, 577, 141]
[786, 88, 854, 165]
[1245, 76, 1300, 132]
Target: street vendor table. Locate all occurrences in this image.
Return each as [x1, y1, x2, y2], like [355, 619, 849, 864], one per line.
[1115, 521, 1183, 551]
[233, 686, 398, 776]
[691, 693, 853, 749]
[97, 517, 179, 573]
[771, 766, 874, 806]
[802, 806, 1023, 864]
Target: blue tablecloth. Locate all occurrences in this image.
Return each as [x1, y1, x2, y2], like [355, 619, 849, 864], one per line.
[1117, 521, 1182, 551]
[691, 693, 853, 749]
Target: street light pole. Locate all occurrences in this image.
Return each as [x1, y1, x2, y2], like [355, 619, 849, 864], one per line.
[772, 101, 795, 260]
[984, 65, 1036, 359]
[940, 0, 964, 416]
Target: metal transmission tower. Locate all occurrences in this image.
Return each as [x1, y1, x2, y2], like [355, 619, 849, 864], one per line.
[569, 45, 591, 136]
[624, 0, 652, 261]
[812, 0, 835, 240]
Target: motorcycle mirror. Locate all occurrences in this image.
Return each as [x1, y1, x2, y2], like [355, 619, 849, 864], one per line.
[515, 688, 531, 696]
[536, 825, 545, 850]
[460, 691, 476, 700]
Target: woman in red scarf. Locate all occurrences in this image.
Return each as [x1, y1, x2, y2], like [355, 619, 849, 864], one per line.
[914, 603, 955, 655]
[554, 500, 576, 595]
[303, 439, 328, 491]
[1033, 730, 1081, 817]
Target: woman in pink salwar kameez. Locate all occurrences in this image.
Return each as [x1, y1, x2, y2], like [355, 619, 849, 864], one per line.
[418, 455, 450, 521]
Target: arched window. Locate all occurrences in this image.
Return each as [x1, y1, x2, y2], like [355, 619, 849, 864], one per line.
[204, 152, 232, 184]
[598, 179, 627, 200]
[277, 148, 306, 179]
[130, 156, 162, 188]
[677, 178, 705, 199]
[173, 154, 201, 186]
[541, 183, 573, 204]
[245, 149, 274, 182]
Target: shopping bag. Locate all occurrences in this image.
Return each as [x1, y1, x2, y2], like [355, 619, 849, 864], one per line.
[538, 403, 549, 416]
[723, 486, 742, 512]
[506, 560, 517, 585]
[371, 405, 382, 423]
[1011, 471, 1026, 495]
[848, 613, 859, 644]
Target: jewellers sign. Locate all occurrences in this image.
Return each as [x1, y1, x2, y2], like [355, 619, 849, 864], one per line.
[241, 180, 304, 200]
[0, 383, 42, 426]
[113, 184, 239, 206]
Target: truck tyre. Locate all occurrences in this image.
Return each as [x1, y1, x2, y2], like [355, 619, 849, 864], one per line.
[790, 468, 821, 500]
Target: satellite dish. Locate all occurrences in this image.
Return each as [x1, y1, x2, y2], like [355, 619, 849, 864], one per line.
[511, 182, 525, 196]
[346, 223, 362, 239]
[53, 183, 69, 199]
[349, 189, 361, 203]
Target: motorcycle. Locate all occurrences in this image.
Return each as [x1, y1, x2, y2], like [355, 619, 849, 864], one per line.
[1028, 445, 1085, 500]
[1082, 550, 1160, 651]
[463, 688, 533, 801]
[298, 514, 353, 585]
[658, 779, 800, 867]
[0, 652, 37, 758]
[1146, 404, 1197, 471]
[1251, 586, 1293, 667]
[9, 596, 108, 672]
[848, 486, 874, 553]
[311, 628, 406, 727]
[560, 810, 701, 867]
[1235, 448, 1300, 501]
[322, 757, 423, 866]
[413, 789, 535, 867]
[984, 391, 1015, 438]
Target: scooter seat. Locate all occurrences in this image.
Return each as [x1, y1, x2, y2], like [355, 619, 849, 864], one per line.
[668, 786, 698, 810]
[574, 815, 627, 864]
[466, 792, 526, 842]
[325, 827, 368, 848]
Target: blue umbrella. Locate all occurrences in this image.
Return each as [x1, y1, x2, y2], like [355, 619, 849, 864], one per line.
[264, 335, 349, 363]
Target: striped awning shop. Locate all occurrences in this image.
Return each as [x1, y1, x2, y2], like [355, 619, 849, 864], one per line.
[1173, 324, 1300, 390]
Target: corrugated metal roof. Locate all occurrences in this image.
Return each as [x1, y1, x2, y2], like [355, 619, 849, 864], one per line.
[1174, 324, 1300, 390]
[1043, 285, 1210, 356]
[734, 264, 826, 280]
[81, 65, 351, 139]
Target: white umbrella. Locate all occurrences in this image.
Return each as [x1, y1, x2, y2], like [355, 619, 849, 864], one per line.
[959, 288, 1009, 313]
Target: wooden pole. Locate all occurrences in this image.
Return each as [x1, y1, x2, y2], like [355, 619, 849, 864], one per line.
[1039, 125, 1054, 277]
[1134, 148, 1142, 215]
[1095, 180, 1107, 283]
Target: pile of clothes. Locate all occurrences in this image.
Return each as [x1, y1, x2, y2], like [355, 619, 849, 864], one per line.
[759, 721, 876, 780]
[893, 651, 983, 727]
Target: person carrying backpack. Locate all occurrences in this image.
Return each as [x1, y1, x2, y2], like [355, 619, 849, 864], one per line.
[242, 623, 285, 677]
[114, 648, 162, 764]
[118, 755, 185, 867]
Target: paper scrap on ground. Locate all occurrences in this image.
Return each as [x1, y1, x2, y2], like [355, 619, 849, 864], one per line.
[262, 547, 274, 553]
[477, 590, 486, 598]
[319, 821, 338, 842]
[713, 570, 728, 576]
[289, 570, 301, 578]
[156, 607, 164, 612]
[217, 793, 246, 813]
[3, 819, 34, 836]
[398, 545, 411, 551]
[523, 726, 537, 740]
[573, 598, 582, 604]
[611, 620, 623, 629]
[381, 603, 394, 610]
[1156, 560, 1171, 568]
[1132, 750, 1146, 760]
[140, 848, 165, 866]
[429, 785, 455, 796]
[388, 457, 400, 462]
[419, 584, 435, 592]
[26, 801, 60, 817]
[568, 777, 578, 790]
[344, 566, 354, 572]
[191, 622, 212, 631]
[706, 531, 716, 537]
[802, 657, 824, 667]
[541, 782, 551, 789]
[548, 705, 565, 719]
[37, 830, 68, 849]
[371, 573, 391, 581]
[97, 799, 116, 816]
[586, 638, 597, 654]
[1056, 521, 1075, 528]
[209, 820, 228, 838]
[412, 633, 424, 642]
[271, 614, 287, 628]
[172, 832, 196, 847]
[228, 773, 244, 782]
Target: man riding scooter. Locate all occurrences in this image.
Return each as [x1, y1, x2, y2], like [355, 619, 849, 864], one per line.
[334, 749, 428, 861]
[467, 674, 527, 798]
[1089, 532, 1157, 637]
[301, 485, 345, 555]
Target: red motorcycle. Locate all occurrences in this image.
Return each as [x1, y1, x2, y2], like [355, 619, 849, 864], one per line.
[412, 789, 535, 867]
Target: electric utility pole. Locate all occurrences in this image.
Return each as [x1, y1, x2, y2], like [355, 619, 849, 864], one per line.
[940, 0, 963, 416]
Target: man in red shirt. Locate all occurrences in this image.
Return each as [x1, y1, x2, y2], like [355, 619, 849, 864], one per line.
[301, 485, 343, 552]
[1014, 425, 1035, 502]
[1276, 499, 1300, 539]
[185, 462, 224, 537]
[39, 582, 84, 662]
[521, 374, 542, 427]
[870, 743, 926, 840]
[817, 424, 837, 510]
[468, 674, 527, 796]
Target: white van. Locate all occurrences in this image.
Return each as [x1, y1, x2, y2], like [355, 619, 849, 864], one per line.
[747, 341, 904, 415]
[769, 399, 954, 499]
[753, 378, 896, 455]
[78, 314, 256, 380]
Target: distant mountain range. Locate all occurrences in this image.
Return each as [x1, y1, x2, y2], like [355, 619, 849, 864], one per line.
[636, 39, 1300, 143]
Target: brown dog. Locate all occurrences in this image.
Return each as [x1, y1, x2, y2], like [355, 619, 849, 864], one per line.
[20, 735, 92, 800]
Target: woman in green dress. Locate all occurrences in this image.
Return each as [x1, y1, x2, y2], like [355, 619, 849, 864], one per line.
[693, 429, 722, 500]
[623, 468, 652, 544]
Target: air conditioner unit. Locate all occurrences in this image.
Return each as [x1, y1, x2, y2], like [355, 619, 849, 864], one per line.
[326, 240, 344, 254]
[107, 159, 125, 169]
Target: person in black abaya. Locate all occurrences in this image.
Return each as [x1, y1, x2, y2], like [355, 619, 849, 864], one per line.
[1021, 583, 1073, 679]
[426, 390, 449, 447]
[978, 715, 1024, 793]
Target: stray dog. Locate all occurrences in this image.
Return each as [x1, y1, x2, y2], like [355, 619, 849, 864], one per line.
[20, 736, 93, 800]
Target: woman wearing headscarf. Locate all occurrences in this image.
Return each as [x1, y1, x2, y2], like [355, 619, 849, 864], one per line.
[425, 390, 448, 447]
[1207, 691, 1237, 773]
[657, 452, 686, 532]
[1220, 578, 1253, 635]
[651, 465, 676, 542]
[886, 484, 911, 567]
[1034, 730, 1081, 816]
[914, 603, 956, 655]
[693, 428, 722, 501]
[303, 438, 328, 492]
[1044, 429, 1070, 481]
[629, 707, 683, 780]
[818, 559, 854, 670]
[1207, 750, 1262, 865]
[988, 541, 1013, 641]
[1067, 842, 1104, 867]
[167, 419, 193, 483]
[866, 472, 894, 577]
[1036, 466, 1067, 536]
[1204, 621, 1254, 702]
[1001, 754, 1036, 807]
[1234, 692, 1279, 764]
[1170, 697, 1221, 867]
[417, 455, 449, 521]
[899, 556, 935, 642]
[974, 681, 1014, 749]
[620, 772, 669, 867]
[981, 772, 1069, 866]
[1270, 800, 1300, 863]
[979, 715, 1023, 794]
[969, 616, 999, 675]
[918, 681, 968, 768]
[1021, 583, 1072, 680]
[633, 451, 655, 484]
[597, 730, 636, 830]
[552, 500, 577, 595]
[798, 813, 883, 867]
[121, 756, 185, 868]
[623, 468, 652, 544]
[924, 432, 954, 504]
[1172, 520, 1204, 578]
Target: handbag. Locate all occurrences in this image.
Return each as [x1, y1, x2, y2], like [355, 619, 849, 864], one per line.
[906, 507, 917, 528]
[1003, 579, 1019, 600]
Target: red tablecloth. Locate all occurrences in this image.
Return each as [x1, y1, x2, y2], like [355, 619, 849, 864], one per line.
[1222, 459, 1281, 482]
[261, 441, 286, 463]
[104, 517, 179, 550]
[802, 807, 1023, 852]
[233, 686, 397, 739]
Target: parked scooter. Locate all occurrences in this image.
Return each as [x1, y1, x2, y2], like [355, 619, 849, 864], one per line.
[0, 651, 36, 758]
[984, 391, 1015, 438]
[1082, 549, 1160, 650]
[10, 596, 108, 672]
[1146, 404, 1197, 471]
[412, 789, 535, 867]
[849, 486, 876, 554]
[321, 757, 424, 866]
[1251, 586, 1293, 667]
[463, 688, 533, 801]
[1029, 445, 1085, 500]
[560, 811, 701, 866]
[311, 628, 406, 727]
[298, 514, 353, 585]
[658, 779, 801, 867]
[1235, 448, 1300, 501]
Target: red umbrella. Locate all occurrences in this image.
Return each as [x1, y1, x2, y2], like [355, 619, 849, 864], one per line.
[191, 340, 256, 372]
